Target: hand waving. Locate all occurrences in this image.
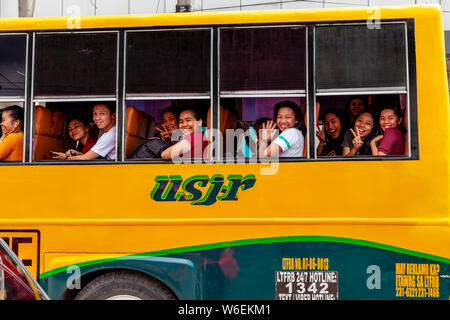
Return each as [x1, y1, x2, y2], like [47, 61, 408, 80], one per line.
[260, 120, 277, 143]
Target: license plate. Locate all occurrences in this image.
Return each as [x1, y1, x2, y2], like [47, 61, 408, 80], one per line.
[276, 271, 338, 300]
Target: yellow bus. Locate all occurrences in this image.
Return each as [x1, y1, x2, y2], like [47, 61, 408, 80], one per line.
[0, 4, 448, 300]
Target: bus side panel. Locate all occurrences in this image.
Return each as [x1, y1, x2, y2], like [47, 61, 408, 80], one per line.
[40, 235, 449, 300]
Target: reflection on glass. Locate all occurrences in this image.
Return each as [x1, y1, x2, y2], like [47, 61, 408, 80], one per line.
[126, 30, 211, 95]
[34, 33, 117, 96]
[0, 36, 26, 97]
[316, 24, 407, 89]
[220, 27, 306, 92]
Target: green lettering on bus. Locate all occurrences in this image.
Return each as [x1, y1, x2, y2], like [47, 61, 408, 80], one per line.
[150, 174, 256, 205]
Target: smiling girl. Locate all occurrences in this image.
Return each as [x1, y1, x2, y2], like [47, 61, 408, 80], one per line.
[161, 108, 208, 160]
[316, 108, 345, 157]
[342, 111, 377, 156]
[370, 105, 405, 156]
[0, 105, 24, 161]
[52, 118, 97, 160]
[156, 106, 179, 145]
[260, 100, 306, 158]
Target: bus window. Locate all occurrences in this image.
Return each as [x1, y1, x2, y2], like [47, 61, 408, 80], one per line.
[316, 94, 408, 157]
[219, 27, 307, 160]
[126, 30, 211, 95]
[125, 99, 209, 160]
[33, 101, 114, 161]
[0, 35, 27, 97]
[220, 27, 306, 92]
[315, 24, 407, 90]
[33, 32, 117, 97]
[0, 35, 27, 163]
[125, 29, 211, 161]
[315, 23, 410, 158]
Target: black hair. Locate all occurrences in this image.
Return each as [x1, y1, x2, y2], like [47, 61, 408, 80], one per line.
[378, 104, 406, 134]
[254, 117, 272, 128]
[344, 96, 367, 113]
[179, 107, 202, 121]
[350, 110, 378, 155]
[343, 96, 367, 130]
[274, 100, 306, 136]
[2, 105, 24, 126]
[95, 102, 116, 114]
[67, 117, 90, 127]
[322, 108, 345, 142]
[161, 106, 179, 120]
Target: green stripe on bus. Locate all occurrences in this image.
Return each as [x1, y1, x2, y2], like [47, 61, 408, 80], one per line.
[39, 235, 450, 279]
[278, 135, 291, 149]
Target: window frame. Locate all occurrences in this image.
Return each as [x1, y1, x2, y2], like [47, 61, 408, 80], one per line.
[29, 30, 120, 163]
[312, 20, 415, 161]
[32, 30, 119, 99]
[218, 24, 309, 163]
[0, 32, 29, 164]
[0, 33, 28, 101]
[123, 27, 214, 163]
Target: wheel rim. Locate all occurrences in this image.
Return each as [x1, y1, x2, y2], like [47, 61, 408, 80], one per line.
[106, 295, 142, 300]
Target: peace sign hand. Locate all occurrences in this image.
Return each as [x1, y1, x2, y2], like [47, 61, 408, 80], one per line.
[350, 128, 363, 150]
[316, 125, 326, 143]
[156, 126, 171, 142]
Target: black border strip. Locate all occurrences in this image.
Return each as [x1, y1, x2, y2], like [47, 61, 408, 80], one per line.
[212, 28, 220, 161]
[117, 30, 125, 162]
[307, 25, 316, 159]
[407, 20, 419, 158]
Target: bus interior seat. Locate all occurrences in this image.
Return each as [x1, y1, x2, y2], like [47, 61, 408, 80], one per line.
[51, 111, 65, 137]
[206, 106, 237, 156]
[53, 111, 72, 151]
[125, 105, 154, 158]
[206, 106, 237, 135]
[139, 114, 150, 139]
[34, 106, 69, 160]
[146, 116, 156, 138]
[316, 102, 320, 124]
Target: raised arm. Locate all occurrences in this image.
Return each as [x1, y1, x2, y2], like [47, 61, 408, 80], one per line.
[161, 139, 191, 160]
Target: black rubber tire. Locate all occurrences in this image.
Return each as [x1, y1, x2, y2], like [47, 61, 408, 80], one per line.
[74, 270, 177, 300]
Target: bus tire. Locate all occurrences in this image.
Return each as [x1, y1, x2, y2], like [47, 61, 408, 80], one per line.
[74, 270, 177, 300]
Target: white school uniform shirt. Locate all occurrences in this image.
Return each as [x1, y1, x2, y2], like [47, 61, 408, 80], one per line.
[90, 125, 116, 160]
[272, 128, 304, 157]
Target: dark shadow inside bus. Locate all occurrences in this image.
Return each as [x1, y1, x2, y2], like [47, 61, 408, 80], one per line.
[316, 94, 408, 157]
